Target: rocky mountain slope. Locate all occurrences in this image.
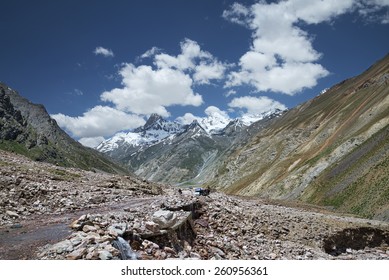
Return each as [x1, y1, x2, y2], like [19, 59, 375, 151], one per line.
[0, 83, 128, 174]
[1, 149, 389, 260]
[97, 109, 285, 185]
[207, 54, 389, 221]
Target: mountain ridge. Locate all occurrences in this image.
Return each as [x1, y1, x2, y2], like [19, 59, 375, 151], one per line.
[0, 83, 129, 174]
[207, 53, 389, 220]
[97, 108, 286, 184]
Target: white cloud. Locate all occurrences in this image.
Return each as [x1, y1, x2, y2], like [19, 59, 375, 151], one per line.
[204, 106, 230, 119]
[51, 106, 145, 138]
[223, 0, 388, 95]
[357, 0, 389, 23]
[100, 63, 203, 117]
[79, 136, 105, 148]
[154, 39, 206, 70]
[99, 39, 230, 117]
[154, 39, 228, 84]
[176, 112, 198, 125]
[286, 0, 355, 24]
[66, 88, 84, 96]
[194, 61, 227, 84]
[176, 106, 230, 125]
[94, 46, 114, 57]
[228, 96, 287, 115]
[140, 46, 162, 59]
[222, 2, 250, 26]
[225, 89, 237, 97]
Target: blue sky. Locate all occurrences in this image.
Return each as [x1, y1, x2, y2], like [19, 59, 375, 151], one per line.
[1, 0, 388, 147]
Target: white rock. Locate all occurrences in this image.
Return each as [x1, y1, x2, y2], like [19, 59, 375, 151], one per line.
[99, 250, 113, 260]
[50, 240, 73, 254]
[6, 210, 19, 219]
[108, 223, 127, 236]
[152, 210, 177, 229]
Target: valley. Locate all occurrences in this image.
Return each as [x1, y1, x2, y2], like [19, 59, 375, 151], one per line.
[98, 53, 389, 221]
[1, 150, 389, 260]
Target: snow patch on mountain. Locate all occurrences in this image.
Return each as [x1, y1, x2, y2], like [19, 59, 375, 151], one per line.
[96, 108, 285, 152]
[240, 109, 283, 126]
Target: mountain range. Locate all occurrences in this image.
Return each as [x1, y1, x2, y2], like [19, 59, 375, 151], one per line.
[96, 107, 285, 184]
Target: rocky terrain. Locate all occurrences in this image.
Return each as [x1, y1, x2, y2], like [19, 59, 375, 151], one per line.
[1, 150, 389, 260]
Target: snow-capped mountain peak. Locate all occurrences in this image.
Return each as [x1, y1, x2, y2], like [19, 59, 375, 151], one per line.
[97, 114, 184, 152]
[96, 108, 286, 153]
[198, 110, 231, 134]
[240, 109, 284, 126]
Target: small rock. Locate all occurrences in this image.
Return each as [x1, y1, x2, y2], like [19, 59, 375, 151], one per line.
[6, 210, 19, 219]
[10, 224, 22, 229]
[210, 246, 225, 257]
[190, 252, 201, 259]
[85, 248, 99, 260]
[99, 250, 113, 260]
[268, 253, 277, 260]
[70, 220, 82, 230]
[164, 247, 176, 255]
[142, 240, 159, 250]
[66, 247, 87, 260]
[108, 223, 127, 236]
[82, 225, 97, 233]
[50, 240, 73, 254]
[145, 221, 160, 232]
[86, 232, 101, 243]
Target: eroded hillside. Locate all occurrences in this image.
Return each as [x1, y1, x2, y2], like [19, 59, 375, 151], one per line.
[207, 54, 389, 221]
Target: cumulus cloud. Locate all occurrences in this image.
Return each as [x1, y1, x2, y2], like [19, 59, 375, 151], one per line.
[51, 106, 145, 138]
[176, 112, 199, 125]
[228, 96, 287, 115]
[204, 106, 230, 119]
[100, 39, 229, 117]
[222, 2, 250, 26]
[100, 63, 203, 117]
[223, 0, 389, 95]
[193, 61, 227, 85]
[94, 46, 114, 57]
[78, 136, 105, 148]
[154, 39, 228, 84]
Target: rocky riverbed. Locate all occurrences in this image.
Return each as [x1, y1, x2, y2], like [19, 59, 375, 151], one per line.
[1, 150, 389, 260]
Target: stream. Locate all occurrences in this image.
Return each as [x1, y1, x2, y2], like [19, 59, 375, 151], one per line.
[0, 197, 161, 259]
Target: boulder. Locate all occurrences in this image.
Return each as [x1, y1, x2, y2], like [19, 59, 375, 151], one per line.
[152, 210, 177, 229]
